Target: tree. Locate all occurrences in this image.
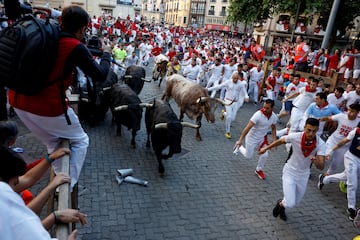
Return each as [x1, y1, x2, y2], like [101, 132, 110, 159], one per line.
[227, 0, 360, 46]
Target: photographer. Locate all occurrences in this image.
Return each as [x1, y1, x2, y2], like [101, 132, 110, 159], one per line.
[8, 5, 111, 190]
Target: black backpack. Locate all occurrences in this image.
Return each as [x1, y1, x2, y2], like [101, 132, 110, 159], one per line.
[0, 14, 60, 95]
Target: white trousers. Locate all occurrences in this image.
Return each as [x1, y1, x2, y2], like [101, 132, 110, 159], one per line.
[206, 77, 221, 98]
[345, 151, 360, 209]
[289, 107, 304, 133]
[326, 143, 348, 175]
[265, 89, 275, 100]
[281, 166, 309, 209]
[224, 100, 242, 133]
[248, 81, 259, 103]
[15, 108, 89, 188]
[323, 171, 347, 184]
[242, 135, 269, 171]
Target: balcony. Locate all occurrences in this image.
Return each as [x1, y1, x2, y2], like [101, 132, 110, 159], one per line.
[191, 10, 205, 15]
[219, 11, 226, 17]
[208, 10, 215, 15]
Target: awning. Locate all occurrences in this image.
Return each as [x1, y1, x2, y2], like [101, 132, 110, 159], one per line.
[204, 24, 231, 32]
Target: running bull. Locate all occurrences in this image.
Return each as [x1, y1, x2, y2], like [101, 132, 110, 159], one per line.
[110, 83, 149, 148]
[122, 65, 150, 95]
[162, 74, 228, 141]
[145, 99, 198, 174]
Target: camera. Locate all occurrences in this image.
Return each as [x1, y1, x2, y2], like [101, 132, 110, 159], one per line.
[87, 35, 103, 57]
[4, 0, 32, 20]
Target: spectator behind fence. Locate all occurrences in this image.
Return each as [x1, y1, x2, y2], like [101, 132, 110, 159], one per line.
[8, 5, 112, 189]
[0, 146, 87, 240]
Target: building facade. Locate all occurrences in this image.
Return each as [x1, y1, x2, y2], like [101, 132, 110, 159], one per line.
[31, 0, 142, 19]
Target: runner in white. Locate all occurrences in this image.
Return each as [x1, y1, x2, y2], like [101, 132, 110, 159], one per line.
[259, 118, 326, 221]
[207, 72, 249, 139]
[317, 104, 360, 189]
[323, 123, 360, 220]
[206, 58, 224, 98]
[248, 63, 264, 104]
[233, 99, 278, 180]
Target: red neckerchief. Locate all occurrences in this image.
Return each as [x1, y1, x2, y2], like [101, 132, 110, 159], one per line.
[356, 127, 360, 135]
[260, 108, 272, 119]
[317, 101, 328, 109]
[301, 133, 317, 157]
[305, 85, 316, 92]
[335, 94, 342, 99]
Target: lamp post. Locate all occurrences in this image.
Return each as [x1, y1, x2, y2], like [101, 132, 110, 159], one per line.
[321, 0, 341, 48]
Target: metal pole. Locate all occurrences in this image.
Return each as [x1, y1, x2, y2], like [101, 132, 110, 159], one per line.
[321, 0, 341, 49]
[290, 0, 301, 42]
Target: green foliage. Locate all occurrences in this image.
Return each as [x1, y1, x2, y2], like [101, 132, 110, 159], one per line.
[227, 0, 360, 35]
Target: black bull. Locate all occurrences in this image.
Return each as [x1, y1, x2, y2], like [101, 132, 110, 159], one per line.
[110, 83, 143, 148]
[122, 65, 147, 95]
[145, 99, 198, 174]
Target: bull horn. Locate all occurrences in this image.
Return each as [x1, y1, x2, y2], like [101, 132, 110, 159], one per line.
[215, 98, 232, 106]
[180, 122, 199, 128]
[196, 97, 209, 104]
[102, 87, 112, 91]
[124, 75, 133, 79]
[114, 105, 128, 111]
[154, 123, 168, 129]
[139, 103, 154, 108]
[141, 77, 152, 82]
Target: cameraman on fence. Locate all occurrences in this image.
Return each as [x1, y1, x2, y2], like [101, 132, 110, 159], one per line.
[8, 5, 111, 189]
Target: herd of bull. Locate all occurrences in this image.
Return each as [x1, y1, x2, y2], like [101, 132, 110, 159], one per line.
[73, 64, 229, 174]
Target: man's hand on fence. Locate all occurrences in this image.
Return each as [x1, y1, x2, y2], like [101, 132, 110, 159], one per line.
[57, 208, 87, 225]
[49, 173, 71, 189]
[48, 147, 71, 161]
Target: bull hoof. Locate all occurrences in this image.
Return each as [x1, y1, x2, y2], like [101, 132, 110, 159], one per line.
[130, 144, 136, 149]
[196, 135, 202, 141]
[146, 142, 150, 148]
[158, 165, 165, 175]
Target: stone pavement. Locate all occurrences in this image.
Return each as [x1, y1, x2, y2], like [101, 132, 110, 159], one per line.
[13, 60, 360, 240]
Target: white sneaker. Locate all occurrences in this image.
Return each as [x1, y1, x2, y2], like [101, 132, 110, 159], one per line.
[239, 145, 247, 158]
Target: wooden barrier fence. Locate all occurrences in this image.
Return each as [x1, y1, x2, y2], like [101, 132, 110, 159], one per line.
[46, 140, 78, 240]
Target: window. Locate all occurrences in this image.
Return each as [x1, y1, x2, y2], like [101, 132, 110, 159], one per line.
[220, 7, 226, 16]
[208, 6, 215, 15]
[183, 17, 187, 24]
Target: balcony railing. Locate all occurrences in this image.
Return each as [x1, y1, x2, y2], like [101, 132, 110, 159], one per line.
[219, 11, 226, 16]
[208, 10, 215, 15]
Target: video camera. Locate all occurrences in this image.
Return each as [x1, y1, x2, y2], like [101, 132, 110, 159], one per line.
[87, 35, 103, 57]
[4, 0, 32, 20]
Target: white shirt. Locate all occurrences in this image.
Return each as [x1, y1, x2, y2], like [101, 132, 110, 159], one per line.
[248, 110, 277, 142]
[208, 80, 248, 102]
[0, 182, 53, 240]
[249, 67, 264, 82]
[344, 90, 360, 109]
[209, 64, 223, 80]
[283, 132, 326, 176]
[327, 93, 345, 110]
[183, 64, 201, 81]
[222, 64, 238, 81]
[285, 82, 305, 101]
[327, 113, 360, 148]
[139, 42, 146, 53]
[126, 45, 135, 55]
[292, 87, 317, 112]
